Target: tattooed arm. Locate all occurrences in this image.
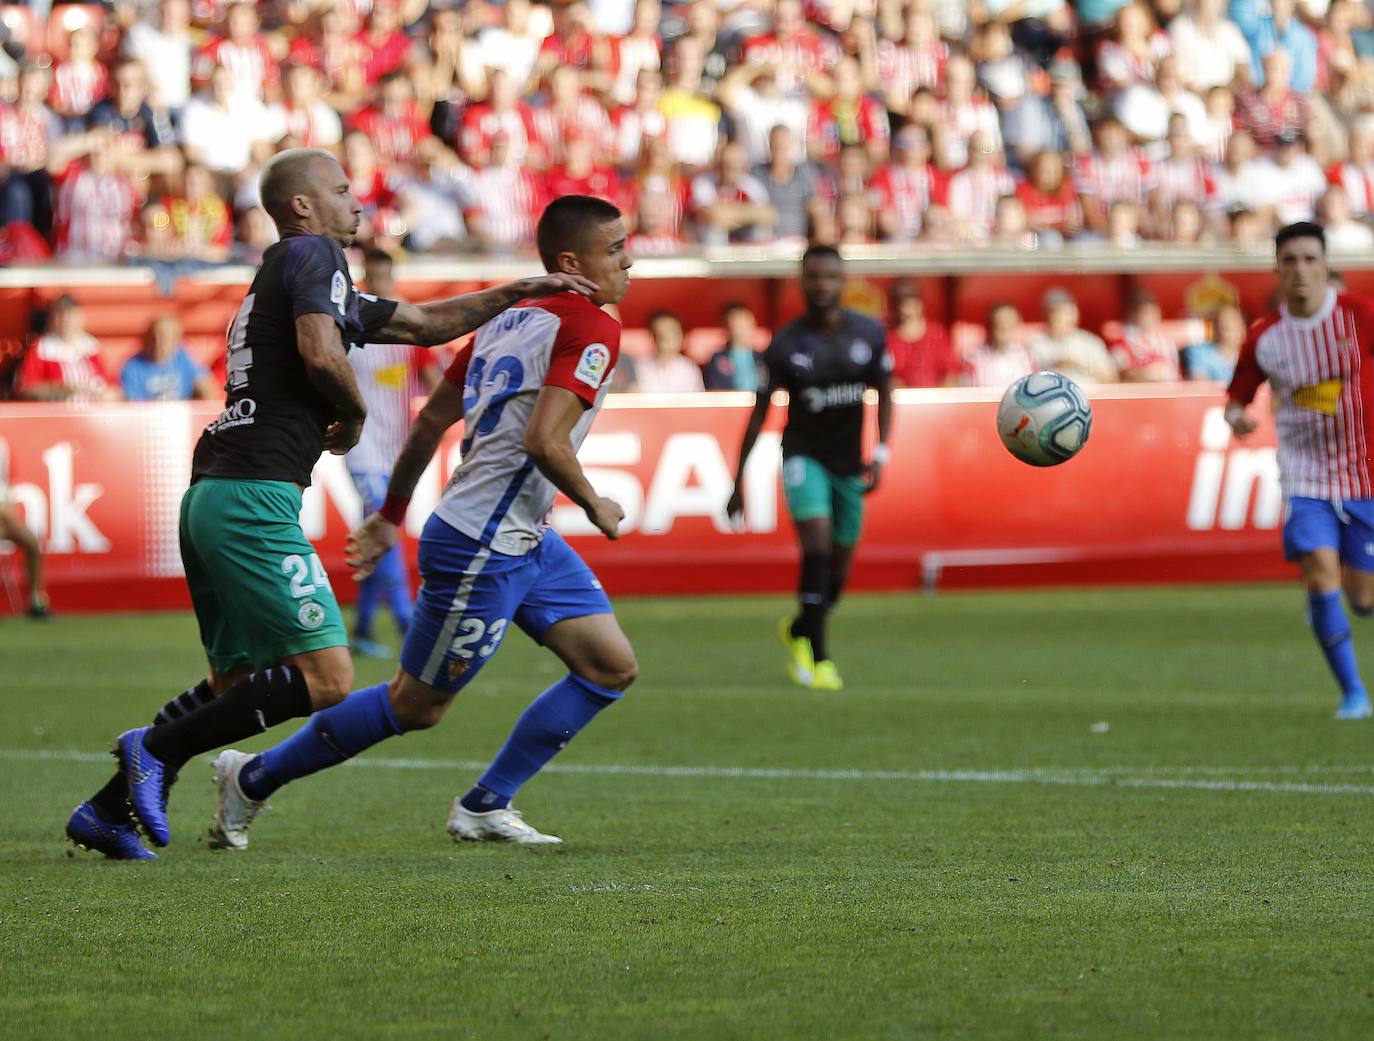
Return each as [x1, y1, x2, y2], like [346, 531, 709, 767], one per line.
[373, 273, 600, 347]
[297, 313, 367, 454]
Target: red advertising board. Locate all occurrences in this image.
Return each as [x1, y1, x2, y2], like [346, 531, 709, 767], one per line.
[0, 385, 1289, 613]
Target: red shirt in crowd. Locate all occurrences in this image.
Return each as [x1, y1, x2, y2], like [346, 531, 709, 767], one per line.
[871, 162, 933, 240]
[353, 26, 411, 84]
[349, 103, 431, 166]
[460, 103, 540, 167]
[887, 321, 958, 387]
[542, 165, 625, 210]
[806, 95, 890, 163]
[1015, 179, 1081, 235]
[194, 35, 278, 99]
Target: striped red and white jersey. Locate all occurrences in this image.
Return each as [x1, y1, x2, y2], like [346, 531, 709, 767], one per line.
[876, 38, 947, 100]
[194, 36, 278, 101]
[1075, 150, 1154, 206]
[1229, 290, 1374, 501]
[465, 165, 541, 246]
[49, 59, 108, 118]
[1327, 160, 1374, 219]
[1151, 156, 1215, 209]
[871, 162, 932, 240]
[945, 164, 1015, 240]
[346, 340, 433, 475]
[436, 293, 621, 555]
[53, 164, 139, 262]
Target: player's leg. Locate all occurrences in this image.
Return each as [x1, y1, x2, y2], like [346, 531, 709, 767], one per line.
[347, 470, 395, 656]
[118, 481, 349, 844]
[781, 455, 834, 685]
[213, 516, 520, 846]
[808, 470, 866, 690]
[1332, 500, 1374, 719]
[451, 532, 635, 844]
[1287, 497, 1369, 719]
[0, 502, 49, 616]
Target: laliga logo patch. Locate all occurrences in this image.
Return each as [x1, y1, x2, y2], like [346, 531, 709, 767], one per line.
[330, 270, 348, 316]
[849, 339, 872, 366]
[574, 343, 611, 388]
[298, 601, 326, 630]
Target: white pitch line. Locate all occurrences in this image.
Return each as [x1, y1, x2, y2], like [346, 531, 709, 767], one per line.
[4, 748, 1374, 796]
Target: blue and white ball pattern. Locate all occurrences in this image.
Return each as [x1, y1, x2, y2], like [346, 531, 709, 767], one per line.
[997, 371, 1093, 467]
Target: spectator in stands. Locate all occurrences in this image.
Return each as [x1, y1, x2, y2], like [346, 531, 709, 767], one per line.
[463, 132, 540, 251]
[703, 302, 765, 391]
[136, 160, 233, 290]
[1110, 291, 1182, 381]
[1075, 117, 1151, 237]
[1114, 55, 1209, 151]
[717, 61, 809, 169]
[1095, 2, 1170, 93]
[50, 24, 108, 131]
[395, 145, 472, 254]
[690, 140, 774, 245]
[627, 185, 685, 255]
[612, 68, 667, 168]
[534, 65, 614, 169]
[753, 124, 820, 243]
[287, 4, 367, 113]
[15, 294, 121, 402]
[1317, 186, 1374, 249]
[545, 130, 624, 209]
[877, 4, 946, 118]
[0, 63, 60, 236]
[86, 58, 177, 179]
[660, 34, 720, 169]
[1105, 199, 1144, 249]
[353, 1, 415, 87]
[537, 0, 607, 85]
[1240, 0, 1318, 94]
[1167, 199, 1207, 244]
[476, 0, 547, 93]
[230, 206, 276, 265]
[1019, 149, 1082, 246]
[460, 69, 539, 168]
[179, 64, 273, 177]
[741, 0, 838, 98]
[609, 0, 664, 106]
[350, 70, 433, 169]
[872, 125, 932, 243]
[1149, 113, 1216, 231]
[1235, 49, 1311, 150]
[990, 193, 1038, 249]
[1181, 302, 1247, 382]
[1327, 120, 1374, 220]
[962, 302, 1033, 388]
[50, 128, 139, 263]
[1169, 0, 1254, 93]
[808, 56, 890, 166]
[637, 311, 704, 393]
[1029, 289, 1118, 384]
[123, 0, 194, 119]
[270, 63, 343, 151]
[936, 54, 1000, 167]
[194, 2, 279, 106]
[886, 278, 958, 388]
[947, 131, 1015, 242]
[1201, 84, 1236, 164]
[121, 314, 217, 401]
[1259, 130, 1326, 225]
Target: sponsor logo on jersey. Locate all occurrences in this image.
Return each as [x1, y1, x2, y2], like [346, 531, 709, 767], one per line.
[1293, 378, 1343, 416]
[848, 339, 872, 366]
[800, 382, 868, 413]
[330, 270, 348, 316]
[297, 601, 326, 629]
[206, 397, 258, 433]
[574, 343, 612, 388]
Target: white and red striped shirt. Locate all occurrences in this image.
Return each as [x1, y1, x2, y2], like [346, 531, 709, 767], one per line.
[871, 162, 932, 240]
[936, 98, 1001, 166]
[16, 331, 114, 401]
[1075, 150, 1154, 207]
[1151, 156, 1216, 209]
[531, 97, 615, 166]
[1328, 160, 1374, 219]
[1229, 290, 1374, 501]
[194, 37, 278, 101]
[465, 165, 541, 247]
[459, 103, 539, 167]
[53, 164, 139, 262]
[946, 164, 1015, 241]
[49, 60, 108, 119]
[876, 38, 946, 101]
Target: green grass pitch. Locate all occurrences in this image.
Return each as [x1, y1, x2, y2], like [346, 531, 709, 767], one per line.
[2, 585, 1373, 1040]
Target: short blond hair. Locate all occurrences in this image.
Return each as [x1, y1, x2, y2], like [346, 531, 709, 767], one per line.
[258, 148, 339, 229]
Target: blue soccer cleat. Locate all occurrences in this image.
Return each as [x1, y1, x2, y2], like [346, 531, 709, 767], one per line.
[66, 801, 157, 861]
[1335, 690, 1373, 720]
[114, 727, 172, 846]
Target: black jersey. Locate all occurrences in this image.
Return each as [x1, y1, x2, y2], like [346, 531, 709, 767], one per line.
[192, 235, 399, 486]
[763, 309, 890, 476]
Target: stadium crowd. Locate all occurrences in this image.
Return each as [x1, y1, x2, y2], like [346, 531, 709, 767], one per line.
[0, 0, 1366, 395]
[1, 0, 1373, 264]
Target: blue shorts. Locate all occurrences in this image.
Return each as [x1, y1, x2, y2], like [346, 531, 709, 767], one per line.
[1282, 497, 1374, 569]
[401, 515, 613, 694]
[348, 469, 389, 514]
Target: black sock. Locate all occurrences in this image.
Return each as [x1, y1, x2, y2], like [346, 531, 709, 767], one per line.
[795, 552, 831, 662]
[88, 680, 219, 822]
[143, 666, 313, 771]
[825, 576, 846, 611]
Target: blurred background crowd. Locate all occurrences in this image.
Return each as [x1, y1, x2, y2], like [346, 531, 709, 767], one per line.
[2, 0, 1374, 265]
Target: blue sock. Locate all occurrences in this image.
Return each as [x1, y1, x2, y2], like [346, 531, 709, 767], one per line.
[354, 569, 382, 639]
[238, 683, 401, 801]
[375, 543, 413, 635]
[460, 674, 621, 811]
[1309, 591, 1366, 697]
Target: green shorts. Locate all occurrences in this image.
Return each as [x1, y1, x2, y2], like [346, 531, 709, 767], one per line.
[781, 455, 866, 548]
[180, 478, 347, 673]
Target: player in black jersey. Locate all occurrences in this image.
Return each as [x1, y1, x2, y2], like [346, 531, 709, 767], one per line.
[66, 148, 597, 859]
[727, 245, 893, 691]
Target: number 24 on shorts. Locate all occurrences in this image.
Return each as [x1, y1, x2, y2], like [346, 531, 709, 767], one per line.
[281, 553, 332, 598]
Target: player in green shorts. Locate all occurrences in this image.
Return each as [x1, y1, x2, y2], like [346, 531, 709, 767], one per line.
[65, 147, 597, 859]
[728, 245, 893, 691]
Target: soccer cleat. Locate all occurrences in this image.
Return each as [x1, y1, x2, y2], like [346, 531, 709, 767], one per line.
[778, 615, 814, 686]
[447, 799, 563, 845]
[65, 801, 158, 860]
[208, 750, 268, 851]
[350, 634, 394, 659]
[114, 727, 171, 847]
[809, 659, 844, 691]
[1335, 690, 1373, 720]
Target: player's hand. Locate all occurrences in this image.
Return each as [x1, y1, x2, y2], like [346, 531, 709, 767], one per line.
[585, 496, 625, 540]
[518, 273, 600, 299]
[862, 461, 883, 495]
[346, 513, 398, 580]
[325, 417, 365, 454]
[725, 485, 745, 525]
[1226, 408, 1259, 439]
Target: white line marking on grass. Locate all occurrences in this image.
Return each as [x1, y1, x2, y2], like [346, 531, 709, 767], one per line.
[6, 748, 1374, 797]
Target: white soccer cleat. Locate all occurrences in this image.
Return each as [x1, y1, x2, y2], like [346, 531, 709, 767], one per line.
[447, 799, 563, 845]
[209, 749, 268, 851]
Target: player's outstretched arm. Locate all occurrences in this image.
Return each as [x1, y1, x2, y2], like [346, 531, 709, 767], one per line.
[524, 385, 624, 540]
[374, 274, 601, 347]
[347, 377, 466, 579]
[726, 388, 773, 521]
[298, 313, 368, 454]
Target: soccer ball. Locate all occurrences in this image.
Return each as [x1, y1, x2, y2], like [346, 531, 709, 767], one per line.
[996, 371, 1093, 467]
